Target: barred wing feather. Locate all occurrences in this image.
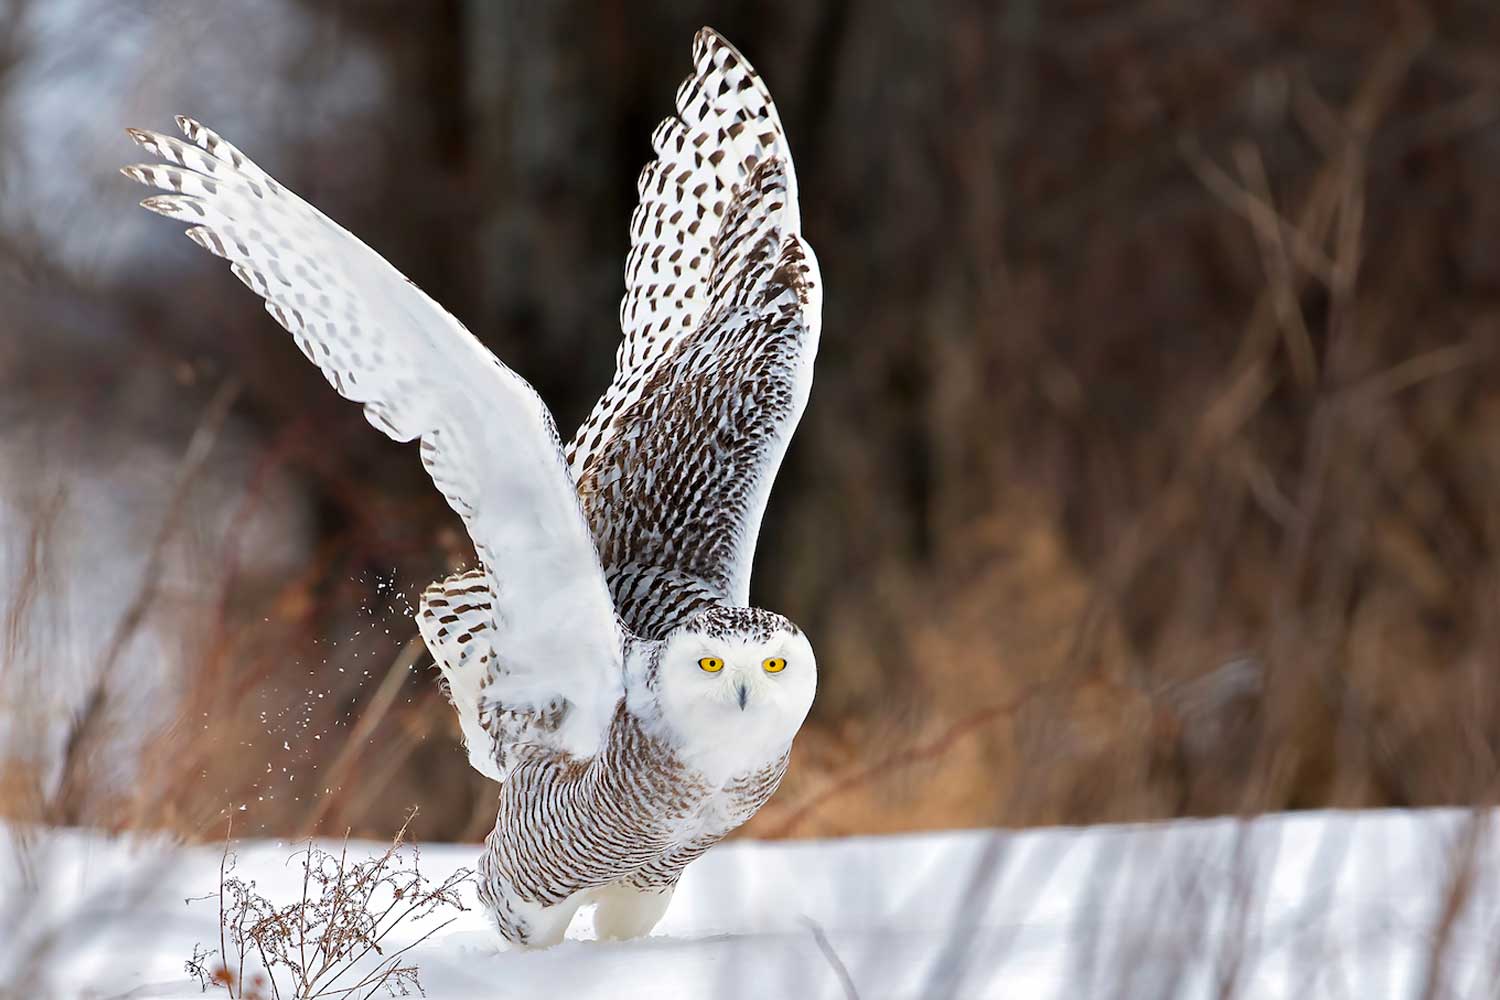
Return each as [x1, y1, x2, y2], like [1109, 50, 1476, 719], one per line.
[568, 29, 822, 623]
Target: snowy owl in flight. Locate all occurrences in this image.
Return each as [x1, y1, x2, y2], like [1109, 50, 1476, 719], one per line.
[124, 28, 821, 947]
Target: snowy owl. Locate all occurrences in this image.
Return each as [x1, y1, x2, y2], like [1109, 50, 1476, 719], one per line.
[124, 28, 821, 947]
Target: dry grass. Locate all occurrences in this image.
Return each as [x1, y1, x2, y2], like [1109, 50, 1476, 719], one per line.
[184, 812, 470, 1000]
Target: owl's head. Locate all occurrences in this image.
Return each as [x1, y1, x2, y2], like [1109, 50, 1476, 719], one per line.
[652, 606, 816, 771]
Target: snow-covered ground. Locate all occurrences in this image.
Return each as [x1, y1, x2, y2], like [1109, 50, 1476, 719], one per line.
[3, 810, 1496, 999]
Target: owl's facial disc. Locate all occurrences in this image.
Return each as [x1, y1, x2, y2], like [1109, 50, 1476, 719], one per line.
[656, 610, 817, 769]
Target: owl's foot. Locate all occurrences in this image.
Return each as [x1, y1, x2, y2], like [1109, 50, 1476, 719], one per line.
[591, 882, 674, 941]
[484, 888, 584, 949]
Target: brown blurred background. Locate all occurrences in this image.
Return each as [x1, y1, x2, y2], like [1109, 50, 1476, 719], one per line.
[3, 0, 1500, 843]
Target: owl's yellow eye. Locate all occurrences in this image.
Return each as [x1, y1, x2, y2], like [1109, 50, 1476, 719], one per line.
[698, 657, 724, 673]
[762, 657, 787, 673]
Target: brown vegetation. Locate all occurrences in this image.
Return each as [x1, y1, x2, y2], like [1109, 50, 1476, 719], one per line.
[184, 813, 470, 1000]
[3, 0, 1500, 846]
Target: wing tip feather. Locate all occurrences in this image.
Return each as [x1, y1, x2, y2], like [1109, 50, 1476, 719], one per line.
[694, 26, 755, 75]
[138, 193, 206, 220]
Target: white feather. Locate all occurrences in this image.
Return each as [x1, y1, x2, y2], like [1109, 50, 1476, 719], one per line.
[124, 118, 624, 768]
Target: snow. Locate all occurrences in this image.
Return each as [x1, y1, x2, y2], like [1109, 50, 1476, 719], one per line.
[3, 810, 1497, 998]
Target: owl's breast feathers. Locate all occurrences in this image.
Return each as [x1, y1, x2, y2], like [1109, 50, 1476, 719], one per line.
[485, 700, 789, 906]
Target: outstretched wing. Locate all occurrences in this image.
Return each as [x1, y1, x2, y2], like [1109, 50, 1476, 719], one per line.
[566, 29, 822, 628]
[123, 119, 623, 774]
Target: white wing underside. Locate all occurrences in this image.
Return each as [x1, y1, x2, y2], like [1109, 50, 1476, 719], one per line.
[123, 119, 623, 774]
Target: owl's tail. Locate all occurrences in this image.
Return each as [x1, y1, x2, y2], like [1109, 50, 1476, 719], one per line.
[418, 569, 506, 782]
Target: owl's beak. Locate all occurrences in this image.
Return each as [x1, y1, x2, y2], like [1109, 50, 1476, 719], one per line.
[735, 681, 749, 710]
